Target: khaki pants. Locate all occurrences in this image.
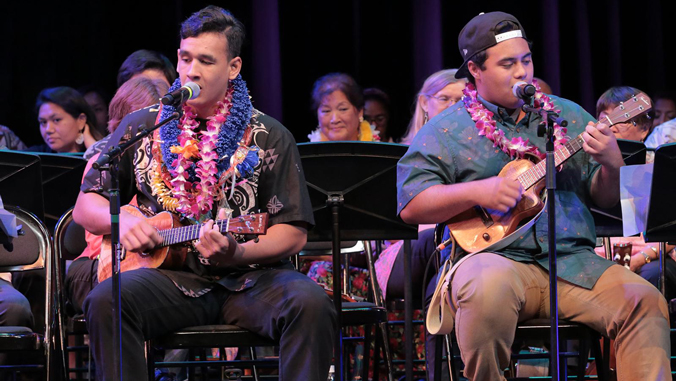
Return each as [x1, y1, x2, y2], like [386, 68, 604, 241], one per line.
[450, 253, 671, 381]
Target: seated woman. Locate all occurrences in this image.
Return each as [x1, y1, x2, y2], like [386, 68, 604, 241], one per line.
[84, 77, 168, 160]
[401, 68, 467, 144]
[376, 69, 466, 380]
[69, 77, 172, 304]
[594, 86, 676, 300]
[363, 87, 395, 142]
[379, 69, 467, 303]
[307, 73, 379, 143]
[26, 87, 103, 153]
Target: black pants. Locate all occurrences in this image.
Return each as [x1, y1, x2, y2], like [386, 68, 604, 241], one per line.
[66, 258, 336, 381]
[386, 228, 443, 380]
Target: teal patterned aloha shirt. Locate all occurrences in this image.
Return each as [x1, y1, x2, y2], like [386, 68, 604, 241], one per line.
[397, 95, 616, 289]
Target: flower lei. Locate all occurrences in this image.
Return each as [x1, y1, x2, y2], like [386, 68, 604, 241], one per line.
[462, 79, 569, 160]
[308, 120, 380, 142]
[154, 75, 255, 221]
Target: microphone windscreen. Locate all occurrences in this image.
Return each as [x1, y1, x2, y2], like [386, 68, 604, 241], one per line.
[184, 82, 201, 100]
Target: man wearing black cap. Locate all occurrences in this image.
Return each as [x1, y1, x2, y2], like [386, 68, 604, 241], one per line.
[397, 11, 670, 380]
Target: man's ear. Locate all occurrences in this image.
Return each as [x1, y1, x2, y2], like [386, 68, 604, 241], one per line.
[228, 57, 242, 80]
[467, 61, 481, 82]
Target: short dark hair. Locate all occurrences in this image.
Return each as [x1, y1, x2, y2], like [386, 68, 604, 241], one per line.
[466, 50, 488, 85]
[596, 86, 653, 135]
[311, 73, 363, 111]
[180, 6, 245, 60]
[117, 49, 177, 87]
[363, 88, 391, 110]
[35, 86, 103, 140]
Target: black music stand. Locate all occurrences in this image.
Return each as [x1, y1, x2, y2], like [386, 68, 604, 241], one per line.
[644, 143, 676, 295]
[36, 153, 87, 230]
[298, 142, 418, 381]
[0, 151, 44, 222]
[591, 139, 647, 239]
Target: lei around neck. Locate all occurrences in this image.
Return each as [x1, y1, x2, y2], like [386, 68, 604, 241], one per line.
[307, 120, 380, 142]
[461, 79, 569, 160]
[156, 75, 254, 220]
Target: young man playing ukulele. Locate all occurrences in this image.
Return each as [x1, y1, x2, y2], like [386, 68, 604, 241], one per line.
[66, 6, 335, 380]
[397, 11, 670, 380]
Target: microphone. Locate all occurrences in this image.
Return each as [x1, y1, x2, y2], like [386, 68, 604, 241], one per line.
[160, 82, 201, 107]
[512, 81, 536, 100]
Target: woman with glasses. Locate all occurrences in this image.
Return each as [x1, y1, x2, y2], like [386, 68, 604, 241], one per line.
[402, 69, 467, 144]
[363, 87, 395, 142]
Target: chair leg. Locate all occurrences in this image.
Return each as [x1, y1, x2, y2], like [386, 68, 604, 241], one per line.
[373, 324, 381, 381]
[431, 334, 442, 381]
[145, 341, 154, 381]
[577, 339, 590, 380]
[558, 339, 567, 380]
[593, 337, 608, 381]
[377, 321, 394, 381]
[249, 346, 261, 381]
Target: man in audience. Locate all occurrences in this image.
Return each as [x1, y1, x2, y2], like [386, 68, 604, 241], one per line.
[116, 49, 177, 88]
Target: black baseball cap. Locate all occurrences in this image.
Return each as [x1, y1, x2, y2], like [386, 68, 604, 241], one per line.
[455, 12, 527, 79]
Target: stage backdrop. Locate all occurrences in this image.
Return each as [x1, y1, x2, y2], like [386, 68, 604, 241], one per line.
[1, 0, 673, 146]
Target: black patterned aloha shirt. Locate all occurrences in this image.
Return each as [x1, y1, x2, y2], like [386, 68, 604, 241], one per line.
[81, 104, 314, 296]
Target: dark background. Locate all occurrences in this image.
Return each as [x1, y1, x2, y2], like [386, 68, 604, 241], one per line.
[1, 0, 674, 146]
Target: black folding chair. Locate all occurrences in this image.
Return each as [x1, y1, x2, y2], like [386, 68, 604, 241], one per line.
[0, 205, 54, 380]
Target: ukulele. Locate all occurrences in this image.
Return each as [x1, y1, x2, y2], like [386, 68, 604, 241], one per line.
[98, 204, 268, 282]
[446, 93, 651, 253]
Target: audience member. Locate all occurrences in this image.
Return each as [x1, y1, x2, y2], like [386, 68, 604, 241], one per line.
[78, 85, 110, 137]
[117, 49, 177, 88]
[651, 91, 676, 129]
[594, 86, 676, 300]
[597, 86, 653, 142]
[363, 87, 394, 142]
[646, 91, 676, 149]
[307, 73, 379, 142]
[533, 77, 553, 94]
[84, 77, 168, 160]
[402, 69, 467, 144]
[26, 87, 103, 154]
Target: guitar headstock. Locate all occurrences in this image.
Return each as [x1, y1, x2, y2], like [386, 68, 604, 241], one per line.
[222, 213, 269, 235]
[603, 92, 652, 126]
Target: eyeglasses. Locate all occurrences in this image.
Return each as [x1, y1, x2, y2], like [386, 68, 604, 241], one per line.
[364, 115, 387, 124]
[428, 95, 460, 105]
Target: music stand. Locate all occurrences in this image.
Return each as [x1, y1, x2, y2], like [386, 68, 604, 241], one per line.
[298, 142, 418, 381]
[644, 143, 676, 295]
[0, 151, 44, 222]
[591, 139, 647, 240]
[36, 153, 87, 230]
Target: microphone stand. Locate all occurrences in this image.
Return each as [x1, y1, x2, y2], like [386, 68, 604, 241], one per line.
[93, 110, 180, 380]
[522, 101, 566, 380]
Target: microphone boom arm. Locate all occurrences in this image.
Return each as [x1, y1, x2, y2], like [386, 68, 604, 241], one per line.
[92, 111, 180, 170]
